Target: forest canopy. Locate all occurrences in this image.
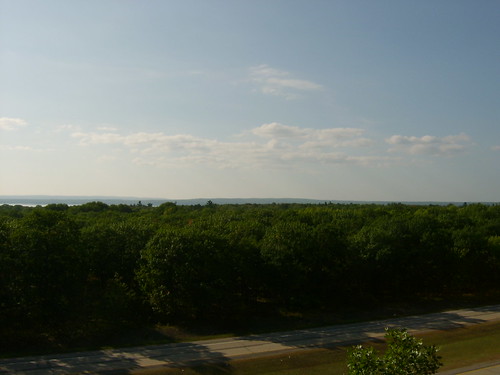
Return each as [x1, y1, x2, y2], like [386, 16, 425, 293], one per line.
[1, 201, 499, 352]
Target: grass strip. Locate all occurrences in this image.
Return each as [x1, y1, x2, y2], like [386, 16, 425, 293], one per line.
[131, 321, 500, 375]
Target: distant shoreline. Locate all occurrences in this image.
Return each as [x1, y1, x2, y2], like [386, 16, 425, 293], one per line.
[1, 195, 496, 207]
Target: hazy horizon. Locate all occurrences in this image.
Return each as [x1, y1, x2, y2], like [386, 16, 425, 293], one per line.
[1, 1, 499, 202]
[2, 194, 495, 207]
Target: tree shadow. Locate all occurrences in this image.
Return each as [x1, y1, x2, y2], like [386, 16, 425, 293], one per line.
[234, 304, 500, 352]
[1, 305, 497, 374]
[0, 341, 232, 374]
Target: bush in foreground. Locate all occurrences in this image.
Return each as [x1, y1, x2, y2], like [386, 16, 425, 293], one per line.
[347, 328, 442, 375]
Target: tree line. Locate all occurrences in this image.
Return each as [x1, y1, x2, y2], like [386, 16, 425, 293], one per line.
[1, 201, 499, 351]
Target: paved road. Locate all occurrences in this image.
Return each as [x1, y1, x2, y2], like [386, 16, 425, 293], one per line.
[439, 361, 500, 374]
[1, 305, 500, 374]
[462, 364, 500, 374]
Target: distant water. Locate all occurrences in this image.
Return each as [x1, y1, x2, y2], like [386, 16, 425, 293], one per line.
[0, 195, 326, 206]
[1, 195, 492, 207]
[1, 195, 167, 207]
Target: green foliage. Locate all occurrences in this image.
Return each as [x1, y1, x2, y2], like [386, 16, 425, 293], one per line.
[347, 345, 384, 374]
[5, 209, 85, 323]
[0, 201, 499, 352]
[347, 328, 442, 375]
[488, 236, 500, 259]
[137, 226, 244, 320]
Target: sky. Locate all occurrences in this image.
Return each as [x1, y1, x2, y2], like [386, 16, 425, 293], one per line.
[1, 0, 499, 202]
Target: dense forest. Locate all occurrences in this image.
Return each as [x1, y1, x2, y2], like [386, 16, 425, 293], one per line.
[1, 202, 499, 353]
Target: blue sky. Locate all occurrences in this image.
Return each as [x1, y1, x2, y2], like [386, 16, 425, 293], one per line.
[1, 0, 499, 201]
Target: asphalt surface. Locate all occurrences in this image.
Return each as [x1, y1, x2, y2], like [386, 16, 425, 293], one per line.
[1, 304, 500, 374]
[439, 360, 500, 374]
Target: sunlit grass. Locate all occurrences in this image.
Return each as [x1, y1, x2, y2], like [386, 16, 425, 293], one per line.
[132, 321, 500, 375]
[425, 321, 500, 371]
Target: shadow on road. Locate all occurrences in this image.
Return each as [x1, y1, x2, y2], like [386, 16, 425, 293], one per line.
[0, 341, 232, 374]
[1, 305, 499, 374]
[235, 305, 498, 351]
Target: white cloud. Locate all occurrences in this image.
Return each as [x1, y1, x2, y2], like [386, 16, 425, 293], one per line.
[300, 137, 374, 150]
[252, 122, 364, 141]
[97, 154, 118, 162]
[0, 145, 33, 151]
[266, 77, 322, 91]
[386, 133, 472, 156]
[96, 126, 119, 131]
[54, 124, 81, 133]
[249, 64, 322, 99]
[251, 122, 307, 139]
[491, 145, 500, 151]
[0, 117, 27, 130]
[0, 144, 53, 152]
[250, 65, 289, 78]
[72, 132, 124, 145]
[123, 132, 166, 145]
[70, 123, 381, 169]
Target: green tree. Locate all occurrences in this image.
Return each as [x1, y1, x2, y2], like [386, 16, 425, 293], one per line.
[260, 221, 316, 305]
[347, 328, 442, 375]
[79, 219, 153, 325]
[137, 227, 237, 321]
[5, 209, 85, 324]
